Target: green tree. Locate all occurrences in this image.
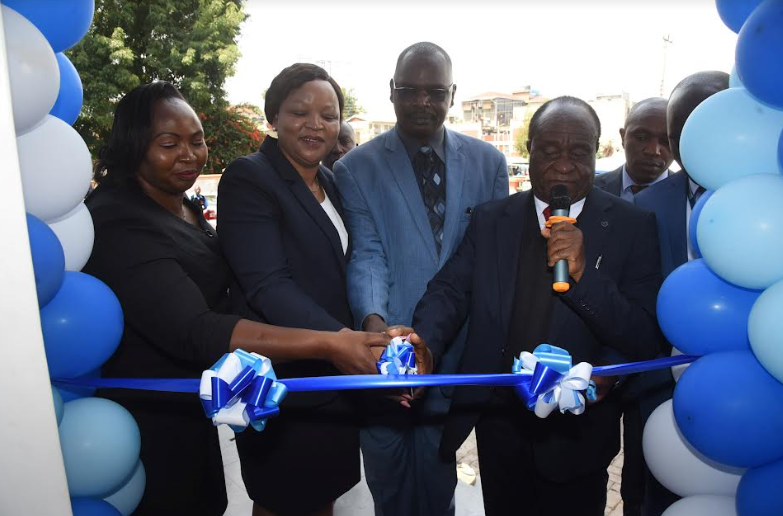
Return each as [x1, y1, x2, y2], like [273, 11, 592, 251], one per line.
[203, 105, 264, 174]
[513, 111, 534, 158]
[67, 0, 247, 173]
[341, 87, 363, 119]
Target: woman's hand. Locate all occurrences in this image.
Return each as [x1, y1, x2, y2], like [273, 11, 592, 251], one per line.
[326, 328, 390, 375]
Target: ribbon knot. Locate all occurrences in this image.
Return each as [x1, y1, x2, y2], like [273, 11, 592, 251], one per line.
[377, 337, 417, 376]
[199, 350, 288, 432]
[511, 344, 593, 418]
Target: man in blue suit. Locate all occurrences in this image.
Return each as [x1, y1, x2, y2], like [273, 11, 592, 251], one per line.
[633, 70, 729, 516]
[334, 42, 508, 516]
[594, 98, 673, 201]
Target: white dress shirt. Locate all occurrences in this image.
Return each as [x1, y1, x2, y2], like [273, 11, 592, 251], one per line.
[320, 191, 348, 254]
[620, 165, 670, 203]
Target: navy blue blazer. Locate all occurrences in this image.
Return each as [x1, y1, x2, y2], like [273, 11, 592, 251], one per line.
[412, 187, 664, 481]
[217, 138, 352, 397]
[635, 172, 689, 278]
[593, 165, 624, 197]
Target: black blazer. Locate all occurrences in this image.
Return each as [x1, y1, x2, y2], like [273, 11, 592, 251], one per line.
[593, 165, 624, 197]
[218, 138, 353, 392]
[412, 188, 664, 481]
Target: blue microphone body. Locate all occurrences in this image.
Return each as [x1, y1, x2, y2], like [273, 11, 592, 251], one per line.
[549, 185, 572, 292]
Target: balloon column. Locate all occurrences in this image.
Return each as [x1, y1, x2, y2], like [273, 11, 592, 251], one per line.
[647, 1, 783, 515]
[2, 2, 145, 514]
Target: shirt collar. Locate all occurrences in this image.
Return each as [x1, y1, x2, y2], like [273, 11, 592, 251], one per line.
[396, 125, 446, 163]
[533, 195, 587, 231]
[688, 177, 700, 196]
[621, 164, 669, 193]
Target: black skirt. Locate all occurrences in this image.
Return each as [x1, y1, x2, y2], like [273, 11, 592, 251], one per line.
[235, 390, 360, 515]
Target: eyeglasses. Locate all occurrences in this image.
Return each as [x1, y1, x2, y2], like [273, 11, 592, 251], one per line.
[392, 79, 454, 103]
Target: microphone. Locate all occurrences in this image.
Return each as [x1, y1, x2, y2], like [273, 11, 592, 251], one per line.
[549, 184, 572, 293]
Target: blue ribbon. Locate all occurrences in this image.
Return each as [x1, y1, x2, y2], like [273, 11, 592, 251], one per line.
[53, 353, 700, 426]
[377, 337, 417, 375]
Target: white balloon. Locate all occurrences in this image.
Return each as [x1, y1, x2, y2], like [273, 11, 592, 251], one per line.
[2, 6, 60, 135]
[104, 460, 146, 516]
[671, 347, 688, 382]
[47, 202, 94, 271]
[662, 495, 737, 516]
[644, 401, 744, 497]
[18, 115, 92, 221]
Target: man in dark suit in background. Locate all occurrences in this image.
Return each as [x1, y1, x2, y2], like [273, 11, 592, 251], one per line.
[631, 71, 729, 516]
[408, 96, 664, 516]
[594, 98, 673, 201]
[323, 121, 357, 170]
[594, 96, 673, 516]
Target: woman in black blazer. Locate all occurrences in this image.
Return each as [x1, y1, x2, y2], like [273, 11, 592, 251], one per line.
[218, 64, 364, 516]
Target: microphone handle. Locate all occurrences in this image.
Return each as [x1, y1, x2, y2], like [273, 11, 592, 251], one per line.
[551, 207, 571, 292]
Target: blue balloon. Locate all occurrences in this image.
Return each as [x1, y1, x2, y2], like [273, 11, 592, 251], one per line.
[674, 351, 783, 467]
[60, 398, 140, 497]
[58, 367, 100, 402]
[71, 498, 122, 516]
[737, 459, 783, 516]
[50, 53, 83, 126]
[26, 213, 65, 307]
[689, 189, 713, 258]
[749, 279, 783, 384]
[52, 385, 64, 426]
[103, 460, 145, 516]
[680, 88, 783, 191]
[657, 259, 760, 355]
[729, 65, 745, 88]
[698, 174, 783, 289]
[1, 0, 95, 53]
[716, 0, 763, 33]
[736, 0, 783, 110]
[40, 271, 123, 378]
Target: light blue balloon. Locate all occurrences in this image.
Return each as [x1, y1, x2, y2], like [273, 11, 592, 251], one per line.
[730, 65, 744, 88]
[50, 53, 83, 126]
[59, 398, 140, 498]
[1, 0, 95, 53]
[689, 189, 714, 258]
[52, 385, 64, 426]
[103, 460, 145, 516]
[680, 88, 783, 191]
[749, 279, 783, 384]
[698, 174, 783, 289]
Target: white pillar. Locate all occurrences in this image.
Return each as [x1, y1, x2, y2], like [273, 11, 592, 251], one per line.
[0, 7, 72, 515]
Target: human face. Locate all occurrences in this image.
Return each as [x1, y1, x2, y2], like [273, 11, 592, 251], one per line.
[137, 98, 207, 196]
[323, 122, 357, 169]
[621, 104, 672, 184]
[274, 79, 340, 172]
[527, 105, 598, 203]
[391, 53, 454, 144]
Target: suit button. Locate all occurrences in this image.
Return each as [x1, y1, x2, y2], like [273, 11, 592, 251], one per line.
[500, 347, 506, 355]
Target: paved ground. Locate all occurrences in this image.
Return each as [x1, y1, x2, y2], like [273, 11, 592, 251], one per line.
[221, 425, 626, 516]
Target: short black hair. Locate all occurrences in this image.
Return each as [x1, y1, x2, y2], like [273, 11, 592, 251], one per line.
[394, 42, 452, 78]
[671, 71, 730, 98]
[265, 63, 345, 123]
[528, 96, 601, 147]
[625, 97, 668, 128]
[94, 81, 186, 185]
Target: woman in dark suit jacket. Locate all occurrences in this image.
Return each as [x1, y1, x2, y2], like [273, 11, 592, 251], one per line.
[218, 64, 361, 516]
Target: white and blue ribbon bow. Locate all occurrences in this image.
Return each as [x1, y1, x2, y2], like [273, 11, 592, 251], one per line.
[377, 337, 418, 375]
[512, 344, 593, 418]
[199, 350, 288, 432]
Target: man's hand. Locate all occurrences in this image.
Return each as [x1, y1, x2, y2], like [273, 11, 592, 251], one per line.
[362, 314, 388, 334]
[541, 221, 586, 282]
[587, 375, 617, 405]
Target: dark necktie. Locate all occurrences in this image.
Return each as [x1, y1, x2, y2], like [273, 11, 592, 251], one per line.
[689, 185, 706, 208]
[543, 206, 551, 221]
[630, 184, 648, 195]
[413, 147, 446, 254]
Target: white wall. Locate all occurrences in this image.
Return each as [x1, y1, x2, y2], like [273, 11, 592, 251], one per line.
[0, 8, 72, 516]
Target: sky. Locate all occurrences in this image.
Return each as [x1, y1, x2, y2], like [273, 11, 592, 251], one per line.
[225, 0, 738, 119]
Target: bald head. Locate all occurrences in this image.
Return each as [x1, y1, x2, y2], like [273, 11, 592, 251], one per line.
[668, 71, 730, 170]
[394, 42, 452, 81]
